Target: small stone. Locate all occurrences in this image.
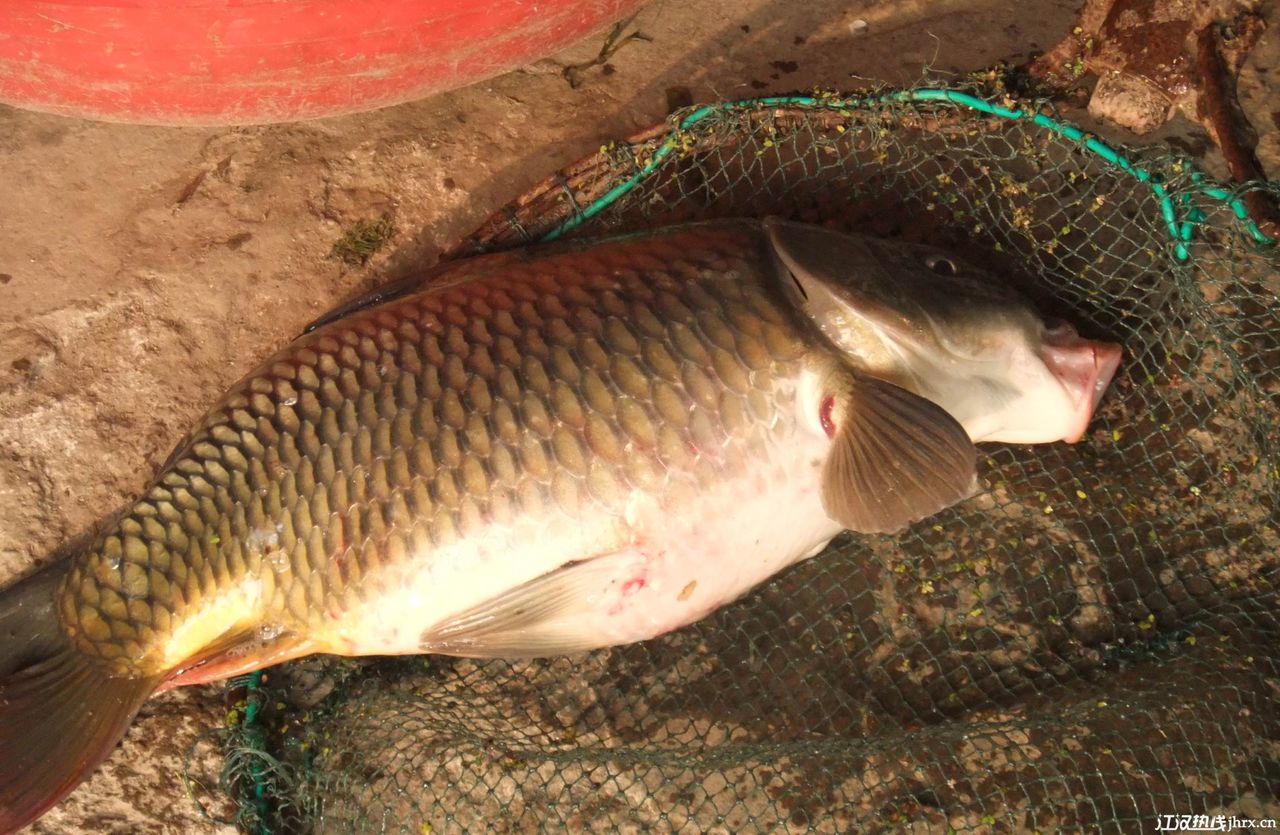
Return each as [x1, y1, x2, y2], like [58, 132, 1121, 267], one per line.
[1087, 72, 1173, 135]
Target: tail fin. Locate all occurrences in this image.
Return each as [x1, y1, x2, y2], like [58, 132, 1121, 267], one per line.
[0, 566, 159, 832]
[0, 561, 66, 678]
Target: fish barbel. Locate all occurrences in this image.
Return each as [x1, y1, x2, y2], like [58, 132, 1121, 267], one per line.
[0, 218, 1120, 830]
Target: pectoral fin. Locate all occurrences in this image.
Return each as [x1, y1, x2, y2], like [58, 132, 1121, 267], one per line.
[421, 550, 642, 659]
[823, 372, 977, 534]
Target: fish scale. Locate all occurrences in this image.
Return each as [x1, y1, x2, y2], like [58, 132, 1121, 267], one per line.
[57, 222, 810, 676]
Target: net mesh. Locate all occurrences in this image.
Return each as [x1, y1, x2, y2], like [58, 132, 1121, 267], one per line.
[215, 80, 1280, 834]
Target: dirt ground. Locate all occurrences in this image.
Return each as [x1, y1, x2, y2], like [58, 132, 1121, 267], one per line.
[1, 0, 1277, 832]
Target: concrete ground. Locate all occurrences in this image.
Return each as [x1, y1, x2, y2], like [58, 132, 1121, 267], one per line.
[0, 0, 1276, 831]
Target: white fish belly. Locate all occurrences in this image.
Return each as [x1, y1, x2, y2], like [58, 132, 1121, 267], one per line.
[334, 430, 838, 658]
[571, 456, 840, 646]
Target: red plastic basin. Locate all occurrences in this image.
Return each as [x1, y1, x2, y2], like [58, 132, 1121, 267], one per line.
[0, 1, 646, 125]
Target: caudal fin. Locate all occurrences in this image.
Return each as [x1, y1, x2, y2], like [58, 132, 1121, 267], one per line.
[0, 567, 158, 832]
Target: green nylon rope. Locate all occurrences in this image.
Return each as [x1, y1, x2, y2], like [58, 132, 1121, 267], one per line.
[538, 89, 1278, 260]
[231, 669, 271, 835]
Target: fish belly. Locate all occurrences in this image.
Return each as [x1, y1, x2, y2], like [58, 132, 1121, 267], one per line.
[582, 467, 841, 648]
[331, 434, 839, 658]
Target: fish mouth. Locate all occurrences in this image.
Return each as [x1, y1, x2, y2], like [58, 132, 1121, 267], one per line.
[1039, 320, 1123, 443]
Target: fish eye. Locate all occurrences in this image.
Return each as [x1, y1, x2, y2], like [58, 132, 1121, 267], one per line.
[925, 255, 958, 277]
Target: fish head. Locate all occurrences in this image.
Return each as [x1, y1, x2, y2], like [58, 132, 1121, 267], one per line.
[765, 218, 1121, 444]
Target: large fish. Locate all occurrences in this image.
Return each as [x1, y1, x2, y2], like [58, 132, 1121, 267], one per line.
[0, 218, 1120, 831]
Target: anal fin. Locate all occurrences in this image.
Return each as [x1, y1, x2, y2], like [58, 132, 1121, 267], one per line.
[422, 550, 642, 659]
[158, 626, 312, 692]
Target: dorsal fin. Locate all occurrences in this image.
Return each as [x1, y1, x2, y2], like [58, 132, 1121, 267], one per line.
[303, 247, 533, 335]
[303, 273, 430, 334]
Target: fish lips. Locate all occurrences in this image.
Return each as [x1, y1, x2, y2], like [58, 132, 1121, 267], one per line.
[1038, 321, 1123, 443]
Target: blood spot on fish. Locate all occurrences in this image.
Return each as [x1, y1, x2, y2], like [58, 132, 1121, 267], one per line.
[608, 576, 647, 616]
[678, 580, 697, 601]
[819, 395, 837, 438]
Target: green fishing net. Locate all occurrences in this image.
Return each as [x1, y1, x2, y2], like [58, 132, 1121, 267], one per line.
[213, 80, 1280, 833]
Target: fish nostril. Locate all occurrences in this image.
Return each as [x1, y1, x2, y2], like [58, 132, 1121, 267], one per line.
[1042, 316, 1075, 338]
[925, 255, 957, 277]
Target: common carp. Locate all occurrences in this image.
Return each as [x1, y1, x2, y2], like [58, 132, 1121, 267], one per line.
[0, 218, 1121, 830]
